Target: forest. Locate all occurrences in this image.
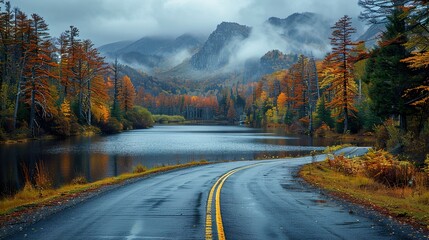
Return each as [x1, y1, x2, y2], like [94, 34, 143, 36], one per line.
[0, 1, 428, 161]
[245, 1, 429, 162]
[0, 1, 154, 139]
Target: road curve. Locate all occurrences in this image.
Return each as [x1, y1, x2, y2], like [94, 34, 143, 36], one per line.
[5, 147, 425, 239]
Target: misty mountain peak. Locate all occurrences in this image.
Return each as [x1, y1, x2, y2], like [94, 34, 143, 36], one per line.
[190, 22, 251, 70]
[268, 12, 319, 28]
[267, 12, 331, 49]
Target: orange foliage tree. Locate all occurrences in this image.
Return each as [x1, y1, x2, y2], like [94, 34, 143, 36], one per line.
[23, 14, 58, 136]
[324, 15, 359, 133]
[120, 75, 135, 113]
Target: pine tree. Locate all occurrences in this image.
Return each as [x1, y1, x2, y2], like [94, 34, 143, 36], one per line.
[315, 96, 334, 128]
[364, 8, 414, 130]
[111, 57, 122, 119]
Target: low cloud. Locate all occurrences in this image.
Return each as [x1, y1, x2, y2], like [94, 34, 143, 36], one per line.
[13, 0, 362, 47]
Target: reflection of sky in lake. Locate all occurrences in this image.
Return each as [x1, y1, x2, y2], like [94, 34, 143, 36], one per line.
[1, 125, 330, 196]
[46, 126, 323, 156]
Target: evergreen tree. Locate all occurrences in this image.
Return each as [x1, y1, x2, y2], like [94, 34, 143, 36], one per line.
[315, 96, 334, 128]
[363, 8, 414, 130]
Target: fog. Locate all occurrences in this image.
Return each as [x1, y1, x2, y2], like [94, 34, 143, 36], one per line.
[13, 0, 362, 47]
[228, 20, 332, 69]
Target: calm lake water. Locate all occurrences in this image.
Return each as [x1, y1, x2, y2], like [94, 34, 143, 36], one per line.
[0, 125, 347, 196]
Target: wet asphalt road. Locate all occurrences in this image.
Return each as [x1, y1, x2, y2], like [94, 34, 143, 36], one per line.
[5, 147, 425, 239]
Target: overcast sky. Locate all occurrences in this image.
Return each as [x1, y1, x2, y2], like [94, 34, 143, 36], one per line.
[12, 0, 362, 47]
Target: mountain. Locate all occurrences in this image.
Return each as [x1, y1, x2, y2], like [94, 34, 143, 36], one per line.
[267, 12, 332, 54]
[117, 36, 173, 55]
[357, 23, 385, 48]
[98, 34, 203, 71]
[98, 40, 133, 54]
[190, 22, 251, 70]
[99, 12, 360, 89]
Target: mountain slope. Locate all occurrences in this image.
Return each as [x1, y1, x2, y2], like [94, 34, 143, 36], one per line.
[190, 22, 251, 70]
[98, 34, 203, 71]
[267, 12, 332, 54]
[98, 40, 134, 54]
[357, 23, 385, 48]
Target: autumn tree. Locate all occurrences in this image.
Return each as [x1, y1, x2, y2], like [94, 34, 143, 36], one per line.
[277, 92, 287, 120]
[79, 39, 107, 125]
[401, 0, 429, 106]
[57, 32, 72, 98]
[11, 9, 31, 129]
[227, 99, 236, 122]
[0, 1, 14, 109]
[120, 75, 135, 113]
[324, 15, 359, 133]
[23, 14, 58, 136]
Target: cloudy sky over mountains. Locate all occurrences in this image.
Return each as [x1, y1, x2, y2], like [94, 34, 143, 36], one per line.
[14, 0, 362, 46]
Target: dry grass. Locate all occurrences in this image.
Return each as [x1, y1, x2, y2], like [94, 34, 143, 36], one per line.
[0, 160, 210, 215]
[323, 144, 352, 154]
[300, 159, 429, 230]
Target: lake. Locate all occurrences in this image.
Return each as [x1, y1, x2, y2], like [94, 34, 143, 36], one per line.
[0, 125, 341, 196]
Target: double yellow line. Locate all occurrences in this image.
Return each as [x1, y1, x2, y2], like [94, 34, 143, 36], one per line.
[205, 164, 262, 240]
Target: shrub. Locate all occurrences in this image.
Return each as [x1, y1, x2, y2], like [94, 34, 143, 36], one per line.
[327, 150, 420, 188]
[0, 127, 6, 140]
[327, 154, 358, 176]
[71, 176, 87, 185]
[133, 163, 148, 173]
[125, 107, 154, 129]
[152, 114, 185, 124]
[315, 123, 333, 137]
[361, 150, 418, 187]
[49, 113, 71, 136]
[101, 117, 123, 134]
[417, 192, 429, 205]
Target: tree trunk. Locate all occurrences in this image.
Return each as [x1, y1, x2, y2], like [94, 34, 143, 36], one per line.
[30, 68, 36, 137]
[12, 78, 21, 130]
[87, 77, 91, 125]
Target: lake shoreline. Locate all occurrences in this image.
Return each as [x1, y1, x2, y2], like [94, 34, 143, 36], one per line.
[1, 125, 332, 197]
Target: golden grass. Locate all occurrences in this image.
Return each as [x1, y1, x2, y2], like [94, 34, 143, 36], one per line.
[300, 161, 429, 229]
[323, 144, 352, 153]
[0, 160, 210, 216]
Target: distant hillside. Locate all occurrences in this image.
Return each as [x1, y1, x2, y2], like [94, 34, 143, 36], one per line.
[259, 50, 298, 76]
[119, 65, 187, 95]
[98, 34, 203, 71]
[98, 40, 133, 54]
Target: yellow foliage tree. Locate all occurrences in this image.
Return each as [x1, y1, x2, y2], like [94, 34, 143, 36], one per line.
[277, 92, 287, 118]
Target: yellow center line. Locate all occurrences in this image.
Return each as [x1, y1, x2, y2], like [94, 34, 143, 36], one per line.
[205, 163, 263, 240]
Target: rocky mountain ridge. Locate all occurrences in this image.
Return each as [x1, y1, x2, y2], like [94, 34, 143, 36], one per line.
[98, 12, 380, 86]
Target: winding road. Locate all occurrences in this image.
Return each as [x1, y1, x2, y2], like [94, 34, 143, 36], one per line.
[5, 147, 425, 239]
